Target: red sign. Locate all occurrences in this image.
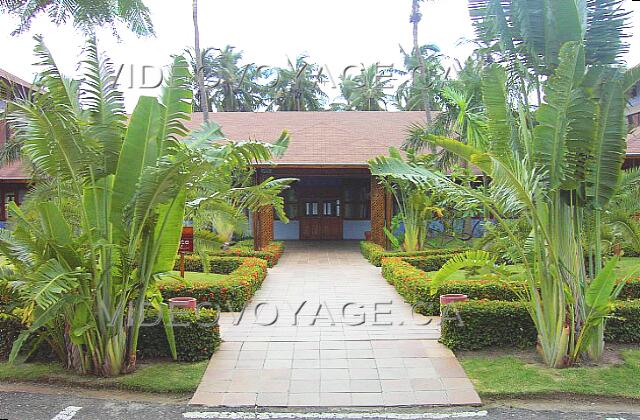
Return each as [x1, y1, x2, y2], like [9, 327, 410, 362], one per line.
[179, 226, 194, 253]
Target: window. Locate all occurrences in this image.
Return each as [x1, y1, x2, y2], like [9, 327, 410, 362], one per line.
[343, 181, 370, 220]
[276, 187, 298, 220]
[322, 200, 340, 217]
[305, 201, 319, 216]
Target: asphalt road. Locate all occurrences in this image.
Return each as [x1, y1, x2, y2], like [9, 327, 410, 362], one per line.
[1, 390, 639, 420]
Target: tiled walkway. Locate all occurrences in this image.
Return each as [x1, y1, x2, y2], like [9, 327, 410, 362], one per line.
[190, 241, 481, 407]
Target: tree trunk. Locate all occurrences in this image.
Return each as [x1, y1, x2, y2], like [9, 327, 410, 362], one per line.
[193, 0, 209, 121]
[411, 0, 433, 124]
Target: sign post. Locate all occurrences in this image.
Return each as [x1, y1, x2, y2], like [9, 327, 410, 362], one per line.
[179, 226, 194, 278]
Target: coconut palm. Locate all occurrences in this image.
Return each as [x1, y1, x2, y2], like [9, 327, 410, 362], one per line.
[371, 0, 639, 367]
[339, 64, 393, 111]
[395, 44, 445, 112]
[1, 37, 288, 376]
[192, 0, 208, 121]
[409, 0, 436, 123]
[1, 0, 154, 36]
[203, 46, 266, 112]
[267, 56, 327, 111]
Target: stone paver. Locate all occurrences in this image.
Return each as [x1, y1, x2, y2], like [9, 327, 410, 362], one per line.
[191, 241, 480, 407]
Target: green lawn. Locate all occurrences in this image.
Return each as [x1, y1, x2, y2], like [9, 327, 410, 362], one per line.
[424, 256, 640, 281]
[460, 349, 640, 399]
[0, 360, 208, 394]
[167, 271, 227, 283]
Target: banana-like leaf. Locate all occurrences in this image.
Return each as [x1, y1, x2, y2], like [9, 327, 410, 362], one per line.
[111, 96, 160, 240]
[157, 55, 193, 155]
[533, 42, 586, 190]
[151, 187, 186, 274]
[482, 64, 512, 162]
[586, 70, 626, 209]
[585, 256, 619, 310]
[623, 63, 640, 94]
[422, 135, 493, 174]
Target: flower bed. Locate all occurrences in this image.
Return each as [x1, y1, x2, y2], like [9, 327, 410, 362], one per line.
[440, 299, 640, 351]
[360, 241, 464, 266]
[162, 256, 268, 311]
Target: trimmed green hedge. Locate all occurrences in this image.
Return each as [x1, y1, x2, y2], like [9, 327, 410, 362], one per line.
[440, 300, 640, 351]
[173, 255, 241, 273]
[138, 308, 221, 362]
[382, 257, 640, 316]
[360, 241, 464, 266]
[161, 257, 268, 311]
[210, 241, 285, 267]
[2, 309, 221, 363]
[606, 300, 640, 344]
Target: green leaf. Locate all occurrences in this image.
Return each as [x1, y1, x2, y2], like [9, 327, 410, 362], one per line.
[111, 96, 161, 239]
[533, 41, 586, 190]
[482, 64, 512, 161]
[429, 250, 496, 295]
[152, 188, 186, 274]
[585, 256, 618, 310]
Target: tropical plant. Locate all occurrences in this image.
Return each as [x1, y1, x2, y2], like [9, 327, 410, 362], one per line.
[395, 44, 445, 112]
[373, 149, 478, 252]
[201, 46, 266, 112]
[371, 0, 639, 367]
[267, 56, 328, 111]
[0, 0, 154, 36]
[0, 37, 286, 376]
[339, 64, 393, 111]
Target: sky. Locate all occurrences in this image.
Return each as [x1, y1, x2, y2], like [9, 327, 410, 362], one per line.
[1, 0, 640, 110]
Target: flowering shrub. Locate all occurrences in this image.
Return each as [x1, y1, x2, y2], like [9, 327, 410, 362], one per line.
[161, 257, 268, 311]
[381, 257, 640, 316]
[360, 241, 464, 266]
[209, 241, 285, 267]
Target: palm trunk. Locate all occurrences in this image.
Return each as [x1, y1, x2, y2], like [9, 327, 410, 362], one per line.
[411, 0, 432, 124]
[193, 0, 209, 121]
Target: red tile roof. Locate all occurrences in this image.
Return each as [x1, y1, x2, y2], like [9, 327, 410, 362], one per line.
[0, 160, 29, 181]
[186, 111, 427, 166]
[2, 111, 640, 180]
[628, 126, 640, 155]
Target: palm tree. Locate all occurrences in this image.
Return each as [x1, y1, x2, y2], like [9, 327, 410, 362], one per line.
[410, 0, 435, 123]
[339, 64, 393, 111]
[204, 46, 266, 112]
[395, 44, 445, 112]
[372, 0, 639, 367]
[267, 56, 327, 111]
[1, 0, 154, 35]
[192, 0, 209, 121]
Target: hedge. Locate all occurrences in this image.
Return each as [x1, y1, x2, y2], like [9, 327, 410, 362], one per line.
[210, 241, 285, 267]
[0, 313, 23, 360]
[173, 255, 241, 273]
[161, 257, 268, 311]
[2, 309, 221, 363]
[360, 241, 464, 267]
[440, 299, 640, 351]
[138, 308, 221, 362]
[381, 257, 640, 316]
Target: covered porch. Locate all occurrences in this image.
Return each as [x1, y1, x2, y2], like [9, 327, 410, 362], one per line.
[252, 166, 391, 250]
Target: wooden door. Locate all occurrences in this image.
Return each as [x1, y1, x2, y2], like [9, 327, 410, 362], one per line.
[299, 198, 343, 240]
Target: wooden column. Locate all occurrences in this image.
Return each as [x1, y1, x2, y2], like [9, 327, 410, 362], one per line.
[253, 205, 274, 251]
[370, 177, 386, 247]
